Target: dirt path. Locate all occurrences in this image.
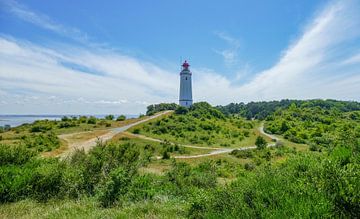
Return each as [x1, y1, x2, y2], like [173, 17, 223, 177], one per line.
[59, 115, 279, 160]
[58, 111, 171, 158]
[258, 122, 279, 141]
[128, 123, 279, 159]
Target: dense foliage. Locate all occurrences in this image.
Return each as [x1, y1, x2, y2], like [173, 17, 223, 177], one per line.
[136, 102, 256, 147]
[1, 100, 360, 218]
[265, 104, 360, 150]
[146, 103, 178, 115]
[1, 132, 359, 218]
[188, 145, 360, 218]
[217, 99, 360, 119]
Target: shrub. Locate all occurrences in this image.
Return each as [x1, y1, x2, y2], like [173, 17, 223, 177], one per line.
[30, 124, 52, 133]
[61, 116, 70, 122]
[79, 116, 87, 123]
[244, 163, 255, 171]
[175, 106, 189, 115]
[29, 160, 65, 201]
[162, 151, 170, 159]
[255, 136, 267, 150]
[97, 167, 131, 207]
[0, 144, 36, 165]
[87, 116, 97, 124]
[132, 128, 140, 134]
[309, 143, 320, 151]
[146, 103, 177, 115]
[127, 174, 157, 201]
[58, 121, 76, 128]
[21, 132, 60, 152]
[105, 115, 114, 120]
[116, 115, 126, 121]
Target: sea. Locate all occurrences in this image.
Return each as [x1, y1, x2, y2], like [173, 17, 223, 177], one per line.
[0, 114, 139, 128]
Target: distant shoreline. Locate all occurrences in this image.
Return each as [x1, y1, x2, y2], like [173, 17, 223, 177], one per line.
[0, 114, 139, 128]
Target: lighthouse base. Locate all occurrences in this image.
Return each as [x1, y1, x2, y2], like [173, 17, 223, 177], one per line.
[179, 100, 193, 108]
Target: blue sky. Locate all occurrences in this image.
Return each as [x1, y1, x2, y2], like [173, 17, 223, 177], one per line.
[0, 0, 360, 114]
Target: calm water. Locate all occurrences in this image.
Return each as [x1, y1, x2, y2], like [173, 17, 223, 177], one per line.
[0, 115, 138, 128]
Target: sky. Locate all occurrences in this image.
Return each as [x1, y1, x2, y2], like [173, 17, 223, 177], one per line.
[0, 0, 360, 114]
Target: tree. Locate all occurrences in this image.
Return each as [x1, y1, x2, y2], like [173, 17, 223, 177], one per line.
[116, 115, 126, 121]
[255, 136, 267, 150]
[105, 115, 114, 120]
[175, 106, 188, 115]
[87, 116, 97, 124]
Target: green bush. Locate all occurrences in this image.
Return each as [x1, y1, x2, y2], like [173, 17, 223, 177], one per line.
[87, 116, 97, 124]
[116, 115, 126, 121]
[30, 124, 52, 133]
[97, 167, 131, 207]
[162, 151, 170, 159]
[0, 144, 36, 165]
[105, 115, 114, 120]
[255, 136, 267, 150]
[132, 128, 140, 134]
[29, 160, 65, 201]
[21, 132, 60, 152]
[175, 106, 189, 115]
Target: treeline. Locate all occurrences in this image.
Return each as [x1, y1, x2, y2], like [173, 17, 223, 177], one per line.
[217, 99, 360, 119]
[146, 103, 178, 115]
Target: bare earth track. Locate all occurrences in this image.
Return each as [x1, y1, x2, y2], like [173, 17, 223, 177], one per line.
[126, 122, 278, 159]
[58, 110, 278, 159]
[58, 111, 172, 158]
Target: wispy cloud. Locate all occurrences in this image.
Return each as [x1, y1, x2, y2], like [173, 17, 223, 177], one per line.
[236, 0, 360, 101]
[0, 37, 178, 114]
[1, 0, 89, 43]
[214, 31, 240, 66]
[0, 0, 360, 114]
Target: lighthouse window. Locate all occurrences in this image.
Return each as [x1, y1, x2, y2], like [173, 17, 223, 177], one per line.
[185, 77, 187, 80]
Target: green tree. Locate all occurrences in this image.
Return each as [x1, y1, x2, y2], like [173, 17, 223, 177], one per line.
[175, 106, 189, 115]
[116, 115, 126, 121]
[87, 116, 97, 124]
[105, 115, 114, 120]
[255, 136, 267, 150]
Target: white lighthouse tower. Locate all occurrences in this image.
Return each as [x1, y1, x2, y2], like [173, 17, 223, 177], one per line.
[179, 60, 193, 107]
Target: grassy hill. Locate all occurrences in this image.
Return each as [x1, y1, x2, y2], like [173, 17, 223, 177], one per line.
[130, 102, 263, 148]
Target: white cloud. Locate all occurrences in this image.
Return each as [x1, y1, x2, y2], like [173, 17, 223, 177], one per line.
[234, 0, 360, 101]
[343, 53, 360, 64]
[1, 0, 89, 43]
[0, 0, 360, 114]
[214, 31, 240, 66]
[0, 37, 178, 114]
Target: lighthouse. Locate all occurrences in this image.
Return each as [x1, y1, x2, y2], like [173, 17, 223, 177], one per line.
[179, 60, 193, 107]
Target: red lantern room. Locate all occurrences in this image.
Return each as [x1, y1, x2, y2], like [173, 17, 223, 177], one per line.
[182, 60, 190, 70]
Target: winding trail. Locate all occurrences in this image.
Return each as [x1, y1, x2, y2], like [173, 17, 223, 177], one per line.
[59, 113, 279, 160]
[58, 111, 172, 158]
[127, 122, 279, 159]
